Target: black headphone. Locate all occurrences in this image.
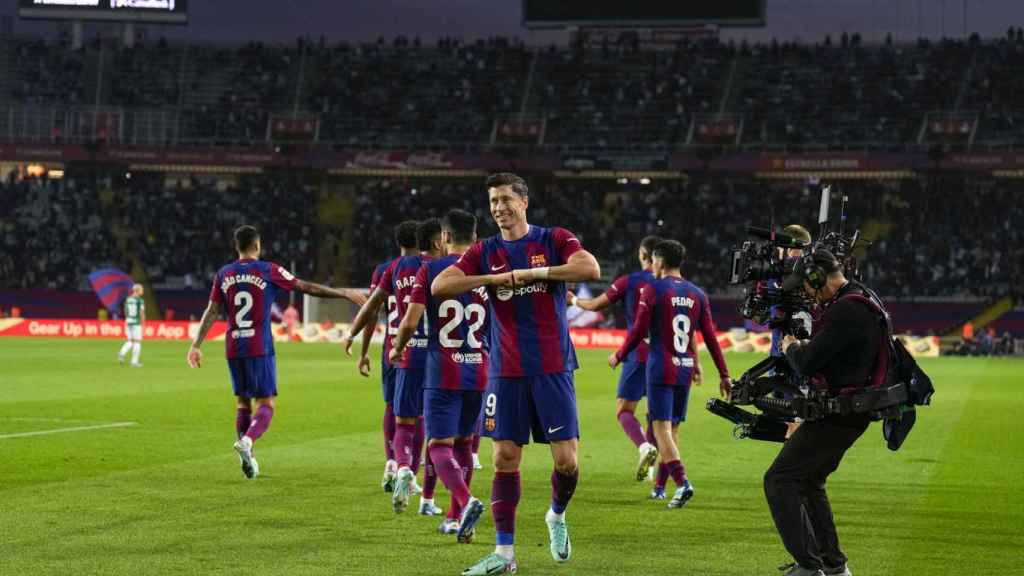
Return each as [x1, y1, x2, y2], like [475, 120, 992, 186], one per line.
[798, 250, 840, 291]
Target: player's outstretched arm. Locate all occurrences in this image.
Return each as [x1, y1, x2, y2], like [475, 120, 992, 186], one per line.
[294, 279, 368, 306]
[187, 301, 221, 368]
[568, 290, 611, 311]
[343, 287, 387, 355]
[609, 291, 652, 369]
[356, 301, 380, 377]
[698, 298, 731, 397]
[431, 266, 511, 298]
[389, 303, 426, 364]
[514, 250, 601, 285]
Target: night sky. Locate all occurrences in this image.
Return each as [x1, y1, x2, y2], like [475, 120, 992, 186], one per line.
[4, 0, 1024, 44]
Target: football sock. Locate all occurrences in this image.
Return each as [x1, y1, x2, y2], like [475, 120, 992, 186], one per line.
[667, 459, 688, 488]
[245, 404, 274, 441]
[471, 432, 481, 454]
[235, 407, 252, 439]
[393, 423, 417, 469]
[452, 438, 475, 519]
[617, 409, 646, 448]
[383, 404, 396, 461]
[430, 444, 470, 510]
[656, 463, 670, 489]
[550, 468, 579, 515]
[423, 451, 437, 500]
[411, 417, 425, 474]
[492, 471, 520, 550]
[130, 342, 141, 364]
[118, 341, 132, 359]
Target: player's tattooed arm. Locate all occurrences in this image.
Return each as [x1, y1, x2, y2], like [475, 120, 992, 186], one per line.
[187, 301, 221, 368]
[513, 250, 601, 284]
[294, 279, 368, 306]
[389, 303, 426, 364]
[431, 266, 513, 298]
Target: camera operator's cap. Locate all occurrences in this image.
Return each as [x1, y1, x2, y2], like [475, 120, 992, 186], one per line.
[782, 249, 840, 292]
[782, 224, 812, 247]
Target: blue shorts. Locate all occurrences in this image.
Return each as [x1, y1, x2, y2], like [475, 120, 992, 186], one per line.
[616, 361, 647, 401]
[381, 361, 397, 405]
[482, 372, 579, 446]
[424, 388, 483, 440]
[394, 367, 425, 419]
[647, 382, 691, 425]
[228, 355, 277, 399]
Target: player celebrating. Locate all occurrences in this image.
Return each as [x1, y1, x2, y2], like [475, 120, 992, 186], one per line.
[360, 220, 420, 493]
[187, 225, 366, 479]
[610, 240, 731, 508]
[432, 173, 600, 575]
[570, 235, 662, 480]
[390, 209, 488, 542]
[118, 283, 145, 367]
[346, 219, 445, 515]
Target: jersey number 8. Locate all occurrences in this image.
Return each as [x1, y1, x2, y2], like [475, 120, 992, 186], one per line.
[672, 314, 691, 354]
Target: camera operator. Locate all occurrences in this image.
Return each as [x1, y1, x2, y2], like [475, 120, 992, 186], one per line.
[766, 250, 883, 576]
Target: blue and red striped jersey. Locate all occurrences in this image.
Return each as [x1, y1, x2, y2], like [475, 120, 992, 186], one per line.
[605, 269, 655, 363]
[618, 276, 730, 386]
[209, 259, 296, 359]
[410, 254, 489, 391]
[453, 225, 582, 378]
[379, 253, 433, 370]
[371, 258, 401, 364]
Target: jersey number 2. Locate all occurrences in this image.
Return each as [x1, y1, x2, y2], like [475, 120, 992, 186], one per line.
[234, 292, 254, 328]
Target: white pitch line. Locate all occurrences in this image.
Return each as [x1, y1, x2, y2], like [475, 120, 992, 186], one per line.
[0, 421, 138, 440]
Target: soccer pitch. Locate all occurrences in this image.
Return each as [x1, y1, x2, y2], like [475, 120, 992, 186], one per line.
[1, 339, 1020, 576]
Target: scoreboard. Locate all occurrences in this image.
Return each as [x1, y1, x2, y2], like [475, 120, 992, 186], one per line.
[523, 0, 764, 29]
[18, 0, 188, 23]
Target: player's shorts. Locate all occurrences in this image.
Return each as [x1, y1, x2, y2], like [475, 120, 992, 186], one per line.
[482, 372, 579, 446]
[424, 388, 483, 440]
[647, 381, 691, 425]
[616, 360, 647, 401]
[125, 324, 143, 341]
[381, 360, 397, 405]
[228, 355, 277, 399]
[394, 367, 425, 418]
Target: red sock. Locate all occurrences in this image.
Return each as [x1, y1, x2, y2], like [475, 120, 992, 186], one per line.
[452, 438, 475, 519]
[383, 404, 396, 461]
[655, 463, 669, 489]
[235, 407, 251, 439]
[430, 444, 470, 511]
[244, 404, 273, 441]
[393, 423, 417, 469]
[471, 432, 481, 454]
[667, 459, 688, 487]
[423, 450, 437, 500]
[491, 471, 520, 545]
[411, 417, 425, 474]
[617, 410, 647, 448]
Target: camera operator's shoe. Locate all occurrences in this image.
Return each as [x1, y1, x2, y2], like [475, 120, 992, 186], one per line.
[824, 564, 852, 576]
[778, 563, 825, 576]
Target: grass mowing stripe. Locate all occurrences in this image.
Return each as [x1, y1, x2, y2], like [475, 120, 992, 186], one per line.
[0, 421, 138, 439]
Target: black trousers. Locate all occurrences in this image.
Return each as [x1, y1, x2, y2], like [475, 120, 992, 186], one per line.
[764, 413, 871, 570]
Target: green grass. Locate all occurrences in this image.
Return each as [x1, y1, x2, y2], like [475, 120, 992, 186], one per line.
[0, 338, 1021, 575]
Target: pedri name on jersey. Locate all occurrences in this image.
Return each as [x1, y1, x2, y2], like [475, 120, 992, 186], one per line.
[221, 273, 268, 293]
[672, 296, 695, 308]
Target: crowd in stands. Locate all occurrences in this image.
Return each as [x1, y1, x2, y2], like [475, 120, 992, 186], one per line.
[113, 173, 319, 287]
[7, 32, 1024, 148]
[348, 175, 1024, 303]
[0, 172, 120, 290]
